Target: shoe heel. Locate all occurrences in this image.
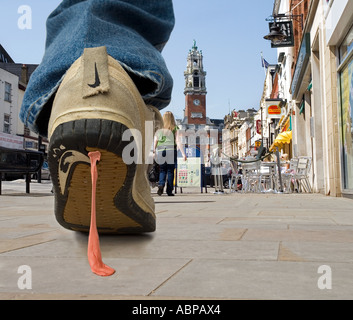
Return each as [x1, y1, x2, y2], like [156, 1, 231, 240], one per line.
[49, 119, 155, 234]
[47, 47, 158, 234]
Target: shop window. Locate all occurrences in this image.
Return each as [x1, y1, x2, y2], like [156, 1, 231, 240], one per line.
[339, 24, 353, 64]
[339, 51, 353, 190]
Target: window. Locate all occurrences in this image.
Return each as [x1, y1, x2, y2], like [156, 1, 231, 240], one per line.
[3, 114, 10, 134]
[0, 53, 8, 63]
[339, 31, 353, 190]
[193, 71, 199, 88]
[193, 76, 200, 88]
[4, 82, 12, 102]
[339, 24, 353, 64]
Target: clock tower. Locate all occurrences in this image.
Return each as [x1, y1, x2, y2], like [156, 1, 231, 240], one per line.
[184, 40, 207, 125]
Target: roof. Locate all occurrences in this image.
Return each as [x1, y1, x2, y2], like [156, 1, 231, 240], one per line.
[0, 63, 38, 79]
[0, 44, 38, 83]
[0, 44, 15, 63]
[209, 119, 224, 126]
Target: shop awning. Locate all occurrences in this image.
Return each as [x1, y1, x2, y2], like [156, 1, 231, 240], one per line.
[281, 117, 291, 132]
[269, 131, 292, 152]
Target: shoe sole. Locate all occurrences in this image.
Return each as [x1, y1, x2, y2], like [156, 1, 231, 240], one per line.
[48, 118, 156, 234]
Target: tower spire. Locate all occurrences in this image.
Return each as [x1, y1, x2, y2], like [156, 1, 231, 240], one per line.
[184, 41, 207, 125]
[184, 40, 207, 95]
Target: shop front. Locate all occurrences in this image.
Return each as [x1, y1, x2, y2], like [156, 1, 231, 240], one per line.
[338, 23, 353, 194]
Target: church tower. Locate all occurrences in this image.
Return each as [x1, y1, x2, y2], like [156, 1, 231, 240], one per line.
[184, 40, 207, 125]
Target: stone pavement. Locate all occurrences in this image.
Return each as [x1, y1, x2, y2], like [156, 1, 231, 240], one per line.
[0, 179, 353, 300]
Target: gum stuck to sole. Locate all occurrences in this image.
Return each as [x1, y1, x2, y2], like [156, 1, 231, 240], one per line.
[87, 151, 115, 277]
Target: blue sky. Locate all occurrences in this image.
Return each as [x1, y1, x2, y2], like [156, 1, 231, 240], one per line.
[0, 0, 277, 120]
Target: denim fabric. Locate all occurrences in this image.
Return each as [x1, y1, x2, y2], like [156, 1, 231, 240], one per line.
[159, 162, 175, 195]
[155, 147, 176, 165]
[20, 0, 175, 137]
[158, 148, 176, 194]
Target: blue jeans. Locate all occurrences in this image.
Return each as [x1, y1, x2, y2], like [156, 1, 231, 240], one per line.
[157, 148, 176, 194]
[159, 163, 175, 195]
[20, 0, 175, 137]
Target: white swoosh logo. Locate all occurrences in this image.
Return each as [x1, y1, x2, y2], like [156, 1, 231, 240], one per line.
[58, 150, 90, 195]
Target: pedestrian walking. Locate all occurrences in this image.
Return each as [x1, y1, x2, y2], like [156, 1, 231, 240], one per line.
[153, 111, 187, 196]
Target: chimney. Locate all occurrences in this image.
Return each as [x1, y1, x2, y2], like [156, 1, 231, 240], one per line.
[21, 64, 29, 84]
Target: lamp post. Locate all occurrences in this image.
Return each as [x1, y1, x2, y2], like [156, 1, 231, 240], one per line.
[260, 104, 264, 146]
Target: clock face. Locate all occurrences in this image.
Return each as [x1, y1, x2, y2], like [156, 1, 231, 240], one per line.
[193, 99, 201, 106]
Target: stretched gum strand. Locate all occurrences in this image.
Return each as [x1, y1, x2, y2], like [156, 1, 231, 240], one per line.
[87, 151, 115, 277]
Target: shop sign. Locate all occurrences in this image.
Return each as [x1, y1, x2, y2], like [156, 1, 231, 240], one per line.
[256, 120, 262, 134]
[265, 99, 284, 119]
[269, 21, 295, 48]
[0, 132, 24, 149]
[291, 33, 311, 98]
[25, 140, 35, 149]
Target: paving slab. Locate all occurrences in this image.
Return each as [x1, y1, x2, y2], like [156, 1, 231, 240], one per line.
[279, 241, 353, 263]
[150, 259, 353, 300]
[0, 256, 191, 296]
[0, 181, 352, 300]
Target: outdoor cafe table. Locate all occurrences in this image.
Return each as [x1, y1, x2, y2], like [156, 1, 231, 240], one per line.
[260, 161, 289, 193]
[260, 162, 277, 192]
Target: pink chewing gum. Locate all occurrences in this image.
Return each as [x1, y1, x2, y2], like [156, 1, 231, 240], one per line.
[87, 151, 115, 277]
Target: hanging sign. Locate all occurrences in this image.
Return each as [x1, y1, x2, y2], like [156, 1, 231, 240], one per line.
[256, 120, 262, 134]
[269, 20, 294, 48]
[266, 99, 284, 119]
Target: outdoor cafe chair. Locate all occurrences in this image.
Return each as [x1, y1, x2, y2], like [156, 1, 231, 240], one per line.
[241, 157, 262, 193]
[259, 162, 277, 193]
[280, 157, 298, 193]
[290, 157, 312, 193]
[229, 160, 242, 192]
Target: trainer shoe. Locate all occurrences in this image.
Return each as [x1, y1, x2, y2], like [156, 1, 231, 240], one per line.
[48, 46, 162, 234]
